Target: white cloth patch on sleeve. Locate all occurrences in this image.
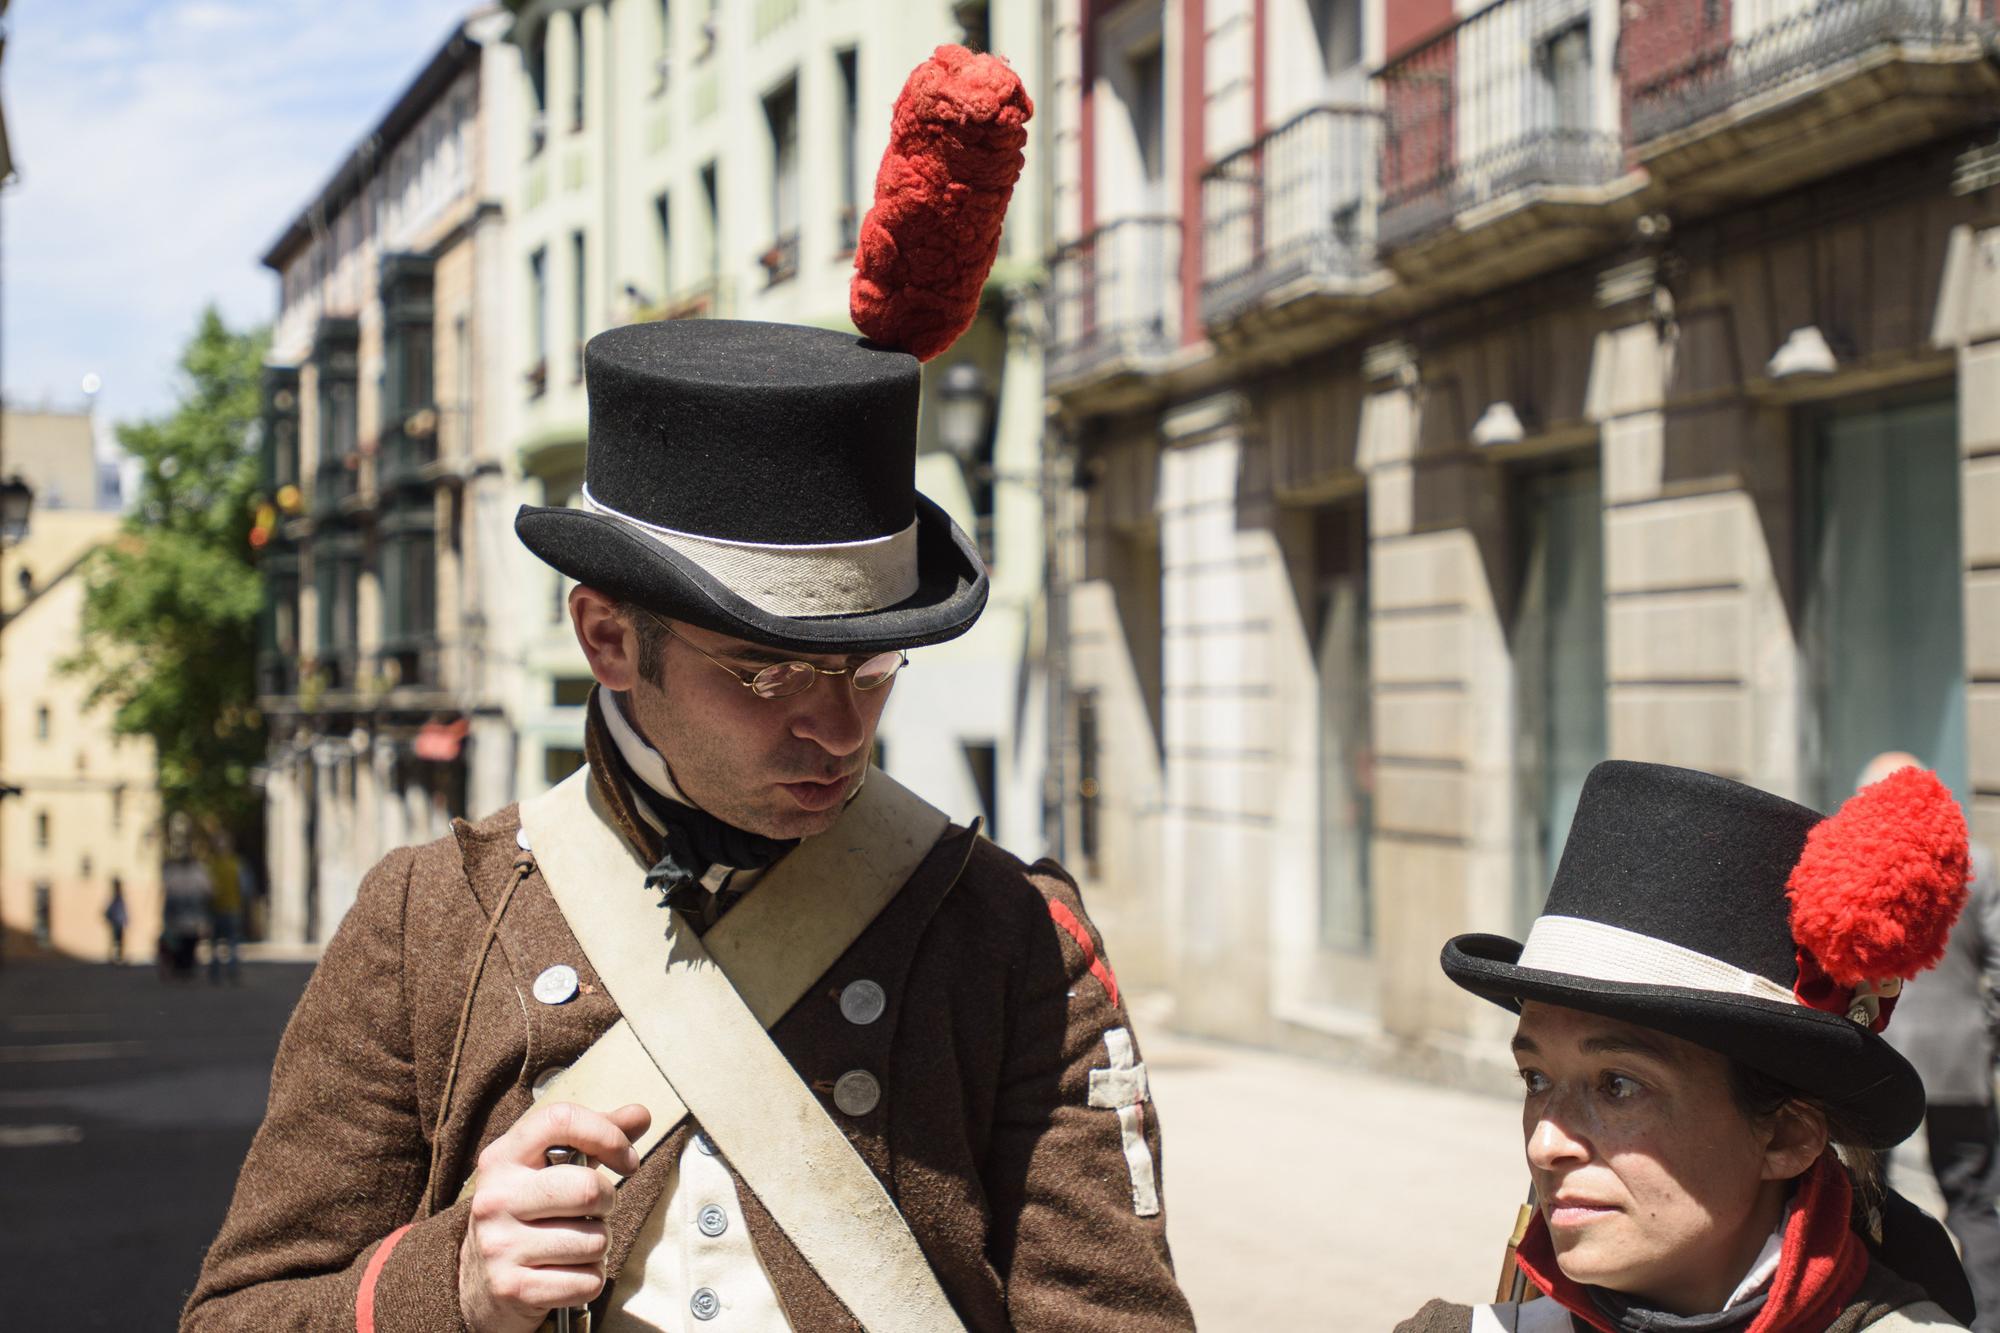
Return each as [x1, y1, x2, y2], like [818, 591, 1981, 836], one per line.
[1087, 1027, 1160, 1217]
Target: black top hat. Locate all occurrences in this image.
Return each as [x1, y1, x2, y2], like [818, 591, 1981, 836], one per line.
[1443, 761, 1968, 1147]
[515, 320, 987, 654]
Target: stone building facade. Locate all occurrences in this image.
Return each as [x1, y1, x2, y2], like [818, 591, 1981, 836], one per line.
[0, 411, 161, 961]
[494, 0, 1053, 852]
[1045, 0, 2000, 1074]
[254, 13, 519, 944]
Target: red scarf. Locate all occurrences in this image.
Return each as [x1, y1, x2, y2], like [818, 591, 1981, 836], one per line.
[1513, 1152, 1869, 1333]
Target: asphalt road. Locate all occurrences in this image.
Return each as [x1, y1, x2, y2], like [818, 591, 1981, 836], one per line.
[0, 958, 313, 1329]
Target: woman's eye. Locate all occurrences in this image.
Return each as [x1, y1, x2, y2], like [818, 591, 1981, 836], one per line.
[1517, 1069, 1550, 1095]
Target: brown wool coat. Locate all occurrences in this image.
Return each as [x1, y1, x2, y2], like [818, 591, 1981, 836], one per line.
[182, 753, 1194, 1332]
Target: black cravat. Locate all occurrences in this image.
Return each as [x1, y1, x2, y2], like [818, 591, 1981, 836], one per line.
[612, 753, 797, 926]
[1586, 1287, 1765, 1333]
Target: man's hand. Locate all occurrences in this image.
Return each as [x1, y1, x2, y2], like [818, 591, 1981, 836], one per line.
[457, 1101, 652, 1333]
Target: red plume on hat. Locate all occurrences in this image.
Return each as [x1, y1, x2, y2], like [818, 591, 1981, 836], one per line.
[849, 45, 1033, 363]
[1787, 765, 1970, 1029]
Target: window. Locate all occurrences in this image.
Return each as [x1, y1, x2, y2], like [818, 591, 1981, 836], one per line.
[544, 745, 587, 787]
[111, 786, 124, 830]
[763, 79, 800, 283]
[552, 676, 594, 707]
[35, 705, 49, 740]
[957, 0, 990, 51]
[35, 810, 49, 849]
[837, 49, 861, 253]
[570, 10, 587, 132]
[1308, 0, 1363, 79]
[655, 0, 673, 91]
[1802, 395, 1965, 810]
[526, 25, 549, 152]
[1509, 455, 1607, 931]
[571, 230, 588, 378]
[963, 741, 999, 843]
[1537, 21, 1592, 136]
[700, 162, 721, 284]
[1312, 499, 1372, 950]
[1128, 43, 1165, 206]
[33, 881, 50, 945]
[528, 247, 549, 393]
[655, 192, 673, 299]
[1076, 691, 1101, 867]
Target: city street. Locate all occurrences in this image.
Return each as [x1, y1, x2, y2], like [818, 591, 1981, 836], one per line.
[1, 956, 1532, 1329]
[0, 958, 1953, 1330]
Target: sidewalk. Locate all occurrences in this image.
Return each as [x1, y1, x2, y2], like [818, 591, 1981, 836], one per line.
[1147, 1029, 1526, 1331]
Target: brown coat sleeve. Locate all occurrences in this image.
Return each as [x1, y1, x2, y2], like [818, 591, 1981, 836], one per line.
[982, 860, 1196, 1331]
[1393, 1300, 1476, 1333]
[181, 847, 471, 1333]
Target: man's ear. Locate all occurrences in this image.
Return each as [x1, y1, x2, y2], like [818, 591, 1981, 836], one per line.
[1760, 1100, 1831, 1183]
[570, 585, 641, 692]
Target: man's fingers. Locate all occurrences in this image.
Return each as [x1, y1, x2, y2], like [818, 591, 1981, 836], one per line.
[496, 1101, 645, 1173]
[508, 1165, 616, 1222]
[608, 1102, 652, 1144]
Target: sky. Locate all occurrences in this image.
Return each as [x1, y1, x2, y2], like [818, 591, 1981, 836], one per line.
[3, 0, 482, 432]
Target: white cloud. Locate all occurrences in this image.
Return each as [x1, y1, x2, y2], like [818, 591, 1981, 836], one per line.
[2, 0, 482, 426]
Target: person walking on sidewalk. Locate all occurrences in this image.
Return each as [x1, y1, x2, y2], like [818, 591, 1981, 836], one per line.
[1868, 753, 2000, 1333]
[1396, 761, 1978, 1332]
[183, 47, 1192, 1333]
[103, 880, 128, 965]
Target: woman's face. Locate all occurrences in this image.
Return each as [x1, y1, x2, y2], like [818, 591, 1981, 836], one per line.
[1511, 1002, 1824, 1314]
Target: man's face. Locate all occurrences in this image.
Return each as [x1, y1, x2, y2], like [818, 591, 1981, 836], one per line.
[624, 619, 897, 839]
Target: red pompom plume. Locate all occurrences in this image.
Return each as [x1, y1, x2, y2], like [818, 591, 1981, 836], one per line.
[850, 45, 1033, 362]
[1788, 766, 1970, 991]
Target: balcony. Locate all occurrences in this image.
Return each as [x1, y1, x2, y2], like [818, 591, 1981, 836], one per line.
[1047, 216, 1181, 392]
[1378, 0, 1630, 291]
[760, 232, 801, 287]
[1201, 105, 1383, 336]
[311, 453, 359, 517]
[256, 651, 299, 701]
[632, 277, 734, 323]
[1626, 0, 2000, 205]
[377, 412, 440, 493]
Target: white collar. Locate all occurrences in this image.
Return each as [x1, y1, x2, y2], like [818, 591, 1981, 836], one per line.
[602, 689, 691, 811]
[1722, 1203, 1791, 1310]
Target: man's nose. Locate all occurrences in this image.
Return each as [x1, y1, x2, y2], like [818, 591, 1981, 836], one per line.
[791, 675, 869, 756]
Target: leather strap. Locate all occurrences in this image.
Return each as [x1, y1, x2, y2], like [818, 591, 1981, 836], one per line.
[514, 765, 967, 1333]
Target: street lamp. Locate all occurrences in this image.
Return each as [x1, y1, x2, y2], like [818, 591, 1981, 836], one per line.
[0, 474, 32, 545]
[936, 361, 994, 470]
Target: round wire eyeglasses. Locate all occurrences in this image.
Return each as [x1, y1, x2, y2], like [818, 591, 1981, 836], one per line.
[645, 611, 909, 701]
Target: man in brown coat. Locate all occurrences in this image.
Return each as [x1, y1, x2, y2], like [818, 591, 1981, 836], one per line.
[182, 316, 1194, 1333]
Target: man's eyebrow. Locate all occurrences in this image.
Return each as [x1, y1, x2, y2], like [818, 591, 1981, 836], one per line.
[1510, 1033, 1538, 1055]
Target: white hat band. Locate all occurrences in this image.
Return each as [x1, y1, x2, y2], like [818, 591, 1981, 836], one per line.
[1516, 915, 1800, 1007]
[581, 484, 921, 616]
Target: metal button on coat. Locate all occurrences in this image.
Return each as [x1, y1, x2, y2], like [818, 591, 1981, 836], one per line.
[532, 964, 579, 1006]
[531, 1065, 566, 1100]
[691, 1287, 721, 1321]
[697, 1204, 728, 1237]
[694, 1132, 719, 1156]
[833, 1070, 882, 1116]
[839, 979, 887, 1026]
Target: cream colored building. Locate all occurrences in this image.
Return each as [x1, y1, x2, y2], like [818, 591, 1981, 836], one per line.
[1045, 0, 2000, 1076]
[0, 414, 161, 962]
[255, 10, 521, 943]
[496, 0, 1053, 851]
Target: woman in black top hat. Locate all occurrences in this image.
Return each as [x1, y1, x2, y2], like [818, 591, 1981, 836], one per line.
[1397, 760, 1978, 1332]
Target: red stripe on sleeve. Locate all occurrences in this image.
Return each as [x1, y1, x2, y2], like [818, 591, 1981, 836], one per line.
[355, 1224, 413, 1333]
[1047, 899, 1120, 1008]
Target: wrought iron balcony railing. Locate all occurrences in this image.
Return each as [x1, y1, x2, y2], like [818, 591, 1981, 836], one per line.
[1628, 0, 1999, 145]
[632, 277, 733, 323]
[1047, 215, 1181, 386]
[1201, 105, 1381, 327]
[312, 453, 359, 516]
[377, 413, 441, 493]
[1378, 0, 1623, 250]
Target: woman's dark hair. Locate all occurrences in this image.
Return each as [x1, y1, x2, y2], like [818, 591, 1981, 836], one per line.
[1726, 1059, 1884, 1235]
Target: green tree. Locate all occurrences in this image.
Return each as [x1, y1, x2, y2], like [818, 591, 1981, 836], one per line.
[65, 306, 269, 835]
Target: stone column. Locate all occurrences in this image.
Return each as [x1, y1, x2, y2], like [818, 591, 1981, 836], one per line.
[1596, 258, 1800, 798]
[1940, 222, 2000, 849]
[1359, 340, 1513, 1047]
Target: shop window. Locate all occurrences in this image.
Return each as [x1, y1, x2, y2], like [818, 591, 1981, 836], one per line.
[1508, 454, 1607, 931]
[1801, 395, 1965, 809]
